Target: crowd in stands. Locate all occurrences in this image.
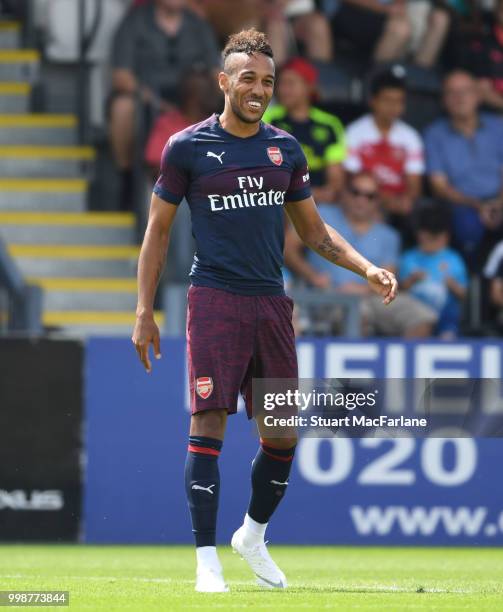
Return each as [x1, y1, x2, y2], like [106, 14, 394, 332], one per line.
[14, 0, 503, 338]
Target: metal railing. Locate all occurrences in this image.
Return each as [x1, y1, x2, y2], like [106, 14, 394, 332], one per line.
[162, 284, 362, 338]
[0, 238, 42, 334]
[76, 0, 103, 144]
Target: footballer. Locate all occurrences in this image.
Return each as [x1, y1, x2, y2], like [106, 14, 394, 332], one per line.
[132, 28, 397, 593]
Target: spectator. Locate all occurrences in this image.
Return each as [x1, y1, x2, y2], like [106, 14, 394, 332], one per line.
[144, 69, 220, 172]
[321, 0, 448, 66]
[424, 70, 503, 267]
[199, 1, 333, 65]
[460, 0, 503, 112]
[263, 0, 334, 65]
[344, 65, 424, 242]
[285, 172, 437, 336]
[109, 0, 220, 206]
[263, 57, 345, 203]
[400, 204, 467, 338]
[407, 1, 451, 68]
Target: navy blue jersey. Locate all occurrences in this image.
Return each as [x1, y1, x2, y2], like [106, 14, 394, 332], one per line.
[153, 113, 311, 295]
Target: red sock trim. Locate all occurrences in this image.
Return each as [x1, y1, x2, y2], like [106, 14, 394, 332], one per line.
[188, 444, 220, 456]
[261, 446, 294, 462]
[259, 437, 296, 450]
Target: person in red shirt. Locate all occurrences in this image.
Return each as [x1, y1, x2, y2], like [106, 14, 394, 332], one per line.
[344, 65, 424, 243]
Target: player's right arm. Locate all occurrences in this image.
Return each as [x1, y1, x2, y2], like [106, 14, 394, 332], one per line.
[132, 195, 178, 373]
[132, 132, 190, 372]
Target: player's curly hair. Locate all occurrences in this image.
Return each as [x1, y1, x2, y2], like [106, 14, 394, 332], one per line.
[222, 28, 273, 68]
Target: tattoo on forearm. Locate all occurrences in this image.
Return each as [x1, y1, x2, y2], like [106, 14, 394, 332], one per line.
[316, 235, 342, 263]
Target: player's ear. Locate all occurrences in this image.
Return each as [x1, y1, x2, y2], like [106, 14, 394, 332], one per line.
[218, 71, 229, 94]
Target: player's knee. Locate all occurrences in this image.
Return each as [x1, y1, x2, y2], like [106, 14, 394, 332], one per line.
[261, 435, 298, 450]
[190, 409, 227, 439]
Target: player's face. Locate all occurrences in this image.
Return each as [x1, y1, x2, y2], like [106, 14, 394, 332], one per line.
[371, 88, 405, 124]
[221, 53, 275, 124]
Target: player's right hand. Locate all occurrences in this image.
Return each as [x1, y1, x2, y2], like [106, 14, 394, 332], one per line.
[132, 314, 161, 373]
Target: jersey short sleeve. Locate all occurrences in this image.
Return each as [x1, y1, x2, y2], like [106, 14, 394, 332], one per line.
[343, 121, 364, 173]
[403, 125, 425, 175]
[286, 138, 312, 202]
[153, 133, 191, 205]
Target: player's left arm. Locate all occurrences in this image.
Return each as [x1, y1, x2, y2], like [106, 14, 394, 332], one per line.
[285, 196, 397, 304]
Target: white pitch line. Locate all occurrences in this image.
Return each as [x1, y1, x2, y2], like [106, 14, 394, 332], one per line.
[0, 576, 475, 594]
[0, 574, 177, 584]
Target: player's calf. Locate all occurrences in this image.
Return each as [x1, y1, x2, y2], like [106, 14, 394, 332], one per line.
[185, 435, 229, 592]
[231, 438, 296, 588]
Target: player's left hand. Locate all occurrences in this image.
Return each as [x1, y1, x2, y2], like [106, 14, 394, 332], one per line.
[366, 266, 398, 305]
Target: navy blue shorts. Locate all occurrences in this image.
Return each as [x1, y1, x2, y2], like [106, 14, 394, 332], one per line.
[186, 286, 297, 418]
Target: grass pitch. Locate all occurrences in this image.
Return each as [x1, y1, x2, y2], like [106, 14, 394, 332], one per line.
[1, 545, 503, 610]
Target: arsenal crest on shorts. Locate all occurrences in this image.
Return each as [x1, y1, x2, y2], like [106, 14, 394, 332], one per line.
[196, 376, 213, 399]
[267, 147, 283, 166]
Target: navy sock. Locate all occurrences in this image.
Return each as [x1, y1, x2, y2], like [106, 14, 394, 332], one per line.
[185, 436, 222, 547]
[247, 441, 296, 524]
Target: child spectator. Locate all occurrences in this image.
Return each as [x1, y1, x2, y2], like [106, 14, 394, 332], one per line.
[399, 205, 468, 338]
[263, 57, 346, 203]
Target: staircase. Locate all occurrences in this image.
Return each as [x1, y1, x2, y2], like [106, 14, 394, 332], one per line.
[0, 18, 163, 335]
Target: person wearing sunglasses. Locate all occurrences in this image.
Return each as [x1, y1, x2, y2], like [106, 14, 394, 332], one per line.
[285, 171, 437, 336]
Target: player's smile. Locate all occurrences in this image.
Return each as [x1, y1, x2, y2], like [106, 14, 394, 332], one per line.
[245, 98, 264, 114]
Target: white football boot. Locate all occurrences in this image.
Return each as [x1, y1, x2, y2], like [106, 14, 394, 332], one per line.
[195, 566, 229, 593]
[231, 526, 287, 589]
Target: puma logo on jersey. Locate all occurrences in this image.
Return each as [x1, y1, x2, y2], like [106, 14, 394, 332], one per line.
[191, 483, 216, 494]
[270, 480, 289, 486]
[207, 151, 225, 164]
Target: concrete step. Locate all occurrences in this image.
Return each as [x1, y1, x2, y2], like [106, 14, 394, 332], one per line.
[8, 244, 139, 277]
[0, 50, 39, 82]
[0, 178, 87, 211]
[0, 82, 30, 112]
[30, 278, 137, 311]
[0, 212, 136, 244]
[42, 311, 164, 337]
[0, 21, 21, 49]
[0, 145, 95, 177]
[0, 114, 78, 144]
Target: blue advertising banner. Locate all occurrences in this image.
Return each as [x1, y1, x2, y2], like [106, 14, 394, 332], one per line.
[84, 338, 503, 546]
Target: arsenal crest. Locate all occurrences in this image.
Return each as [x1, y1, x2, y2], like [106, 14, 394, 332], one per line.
[196, 376, 213, 399]
[267, 147, 283, 166]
